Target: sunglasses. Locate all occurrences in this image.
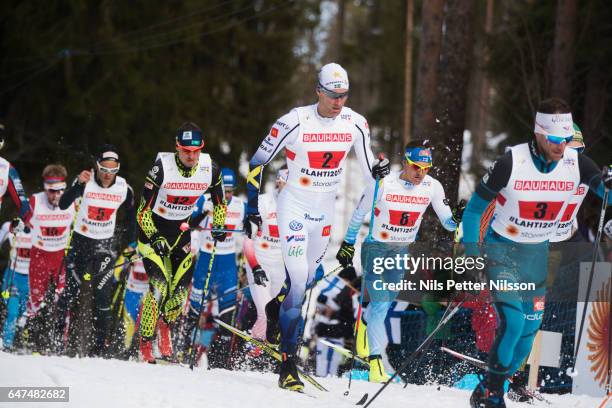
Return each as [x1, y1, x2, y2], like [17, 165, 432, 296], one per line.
[46, 188, 65, 193]
[97, 162, 120, 174]
[318, 84, 349, 100]
[545, 134, 573, 145]
[406, 157, 432, 171]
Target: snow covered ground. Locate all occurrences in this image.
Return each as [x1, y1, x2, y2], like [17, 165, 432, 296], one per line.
[0, 351, 600, 408]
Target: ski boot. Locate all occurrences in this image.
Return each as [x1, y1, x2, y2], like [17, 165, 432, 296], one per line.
[355, 314, 369, 359]
[470, 380, 506, 408]
[157, 318, 173, 359]
[265, 298, 281, 345]
[368, 354, 390, 383]
[507, 382, 534, 403]
[506, 372, 533, 403]
[139, 337, 156, 364]
[278, 353, 304, 392]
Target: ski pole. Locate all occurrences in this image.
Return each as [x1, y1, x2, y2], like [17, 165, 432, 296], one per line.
[570, 185, 609, 377]
[345, 174, 382, 397]
[189, 240, 218, 370]
[361, 301, 464, 407]
[1, 235, 19, 300]
[180, 222, 244, 234]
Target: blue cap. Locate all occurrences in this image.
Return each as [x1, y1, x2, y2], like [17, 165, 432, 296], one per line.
[221, 168, 236, 189]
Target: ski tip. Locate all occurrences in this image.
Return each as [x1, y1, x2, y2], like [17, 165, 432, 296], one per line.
[355, 393, 368, 405]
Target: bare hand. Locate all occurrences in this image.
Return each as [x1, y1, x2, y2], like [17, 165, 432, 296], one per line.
[78, 169, 92, 184]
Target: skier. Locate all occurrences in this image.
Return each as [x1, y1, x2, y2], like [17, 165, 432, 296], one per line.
[242, 167, 287, 340]
[189, 167, 246, 323]
[27, 164, 75, 352]
[136, 122, 226, 363]
[0, 123, 31, 221]
[0, 220, 32, 351]
[462, 98, 612, 408]
[246, 62, 389, 391]
[55, 145, 136, 356]
[336, 139, 458, 382]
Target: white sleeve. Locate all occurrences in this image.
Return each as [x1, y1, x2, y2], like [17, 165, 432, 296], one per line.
[250, 110, 300, 167]
[0, 222, 11, 246]
[352, 112, 375, 183]
[343, 181, 383, 244]
[430, 179, 454, 227]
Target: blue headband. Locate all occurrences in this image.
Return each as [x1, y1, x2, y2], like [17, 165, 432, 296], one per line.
[405, 147, 432, 164]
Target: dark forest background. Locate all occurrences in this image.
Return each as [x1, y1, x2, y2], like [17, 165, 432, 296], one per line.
[1, 0, 611, 230]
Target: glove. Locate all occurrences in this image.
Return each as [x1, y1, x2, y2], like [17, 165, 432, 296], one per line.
[244, 212, 262, 239]
[252, 264, 268, 286]
[10, 218, 30, 234]
[336, 241, 355, 267]
[603, 165, 612, 189]
[151, 233, 171, 258]
[452, 199, 467, 224]
[122, 244, 137, 259]
[211, 227, 227, 242]
[371, 156, 390, 179]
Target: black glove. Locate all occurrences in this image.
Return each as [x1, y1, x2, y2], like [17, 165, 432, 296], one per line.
[336, 241, 355, 267]
[252, 264, 268, 286]
[452, 199, 467, 224]
[10, 218, 30, 234]
[211, 227, 227, 242]
[244, 212, 262, 239]
[603, 165, 612, 189]
[151, 233, 170, 258]
[371, 157, 390, 179]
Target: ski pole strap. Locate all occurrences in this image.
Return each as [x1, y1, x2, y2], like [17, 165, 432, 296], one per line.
[366, 177, 381, 242]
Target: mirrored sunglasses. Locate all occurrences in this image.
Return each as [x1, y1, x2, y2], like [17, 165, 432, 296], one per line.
[546, 134, 573, 145]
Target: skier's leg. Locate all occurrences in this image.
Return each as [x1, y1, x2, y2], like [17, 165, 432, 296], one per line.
[55, 242, 89, 353]
[215, 254, 237, 321]
[138, 241, 169, 361]
[188, 250, 212, 316]
[364, 300, 391, 382]
[91, 249, 117, 356]
[315, 339, 333, 377]
[2, 270, 23, 349]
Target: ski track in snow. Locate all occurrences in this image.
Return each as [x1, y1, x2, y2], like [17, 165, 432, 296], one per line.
[0, 351, 600, 408]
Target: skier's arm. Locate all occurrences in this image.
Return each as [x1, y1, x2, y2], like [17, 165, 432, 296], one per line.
[137, 159, 164, 239]
[7, 165, 31, 221]
[343, 182, 379, 245]
[352, 114, 375, 182]
[463, 152, 513, 246]
[578, 155, 612, 204]
[206, 160, 226, 230]
[430, 179, 456, 231]
[58, 177, 85, 210]
[247, 110, 300, 214]
[243, 237, 259, 268]
[118, 185, 137, 246]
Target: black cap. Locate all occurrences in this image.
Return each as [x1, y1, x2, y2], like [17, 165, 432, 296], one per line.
[97, 144, 120, 162]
